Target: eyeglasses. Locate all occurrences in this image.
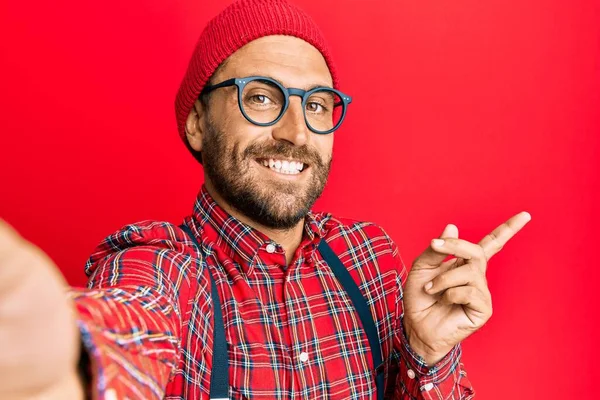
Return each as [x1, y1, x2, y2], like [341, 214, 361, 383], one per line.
[200, 76, 353, 135]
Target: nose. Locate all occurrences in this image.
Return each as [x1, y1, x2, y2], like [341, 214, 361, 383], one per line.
[271, 96, 309, 146]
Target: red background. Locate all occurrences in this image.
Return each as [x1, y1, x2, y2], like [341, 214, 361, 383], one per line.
[1, 0, 599, 398]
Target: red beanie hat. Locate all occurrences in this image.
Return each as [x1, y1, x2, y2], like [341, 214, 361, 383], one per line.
[174, 0, 339, 158]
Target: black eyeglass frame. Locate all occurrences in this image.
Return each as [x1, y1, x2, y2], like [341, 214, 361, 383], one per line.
[200, 76, 353, 135]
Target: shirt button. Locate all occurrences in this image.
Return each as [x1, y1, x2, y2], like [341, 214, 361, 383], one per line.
[423, 382, 434, 391]
[266, 243, 276, 253]
[407, 369, 415, 379]
[299, 352, 309, 362]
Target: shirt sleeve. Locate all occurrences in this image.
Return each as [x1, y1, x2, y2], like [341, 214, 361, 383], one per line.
[388, 240, 475, 399]
[67, 221, 200, 400]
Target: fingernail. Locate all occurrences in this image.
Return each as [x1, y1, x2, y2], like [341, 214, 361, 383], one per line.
[523, 211, 532, 221]
[432, 239, 445, 247]
[424, 281, 433, 291]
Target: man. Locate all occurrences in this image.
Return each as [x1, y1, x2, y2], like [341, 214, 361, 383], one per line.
[0, 0, 531, 398]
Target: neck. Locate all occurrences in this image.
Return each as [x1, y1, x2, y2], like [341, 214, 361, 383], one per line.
[204, 182, 304, 265]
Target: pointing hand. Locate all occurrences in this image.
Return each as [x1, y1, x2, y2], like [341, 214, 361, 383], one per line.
[402, 212, 531, 365]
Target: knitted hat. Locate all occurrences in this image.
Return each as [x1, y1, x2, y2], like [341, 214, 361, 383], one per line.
[174, 0, 339, 160]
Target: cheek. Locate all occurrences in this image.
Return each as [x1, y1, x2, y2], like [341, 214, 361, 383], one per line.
[231, 125, 272, 157]
[213, 108, 264, 153]
[313, 134, 334, 162]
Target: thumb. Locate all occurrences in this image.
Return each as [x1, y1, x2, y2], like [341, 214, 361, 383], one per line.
[413, 224, 459, 269]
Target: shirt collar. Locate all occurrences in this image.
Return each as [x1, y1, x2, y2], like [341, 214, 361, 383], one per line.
[190, 185, 327, 266]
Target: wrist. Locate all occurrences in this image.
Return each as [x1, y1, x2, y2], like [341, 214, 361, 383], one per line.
[409, 342, 445, 366]
[403, 321, 449, 366]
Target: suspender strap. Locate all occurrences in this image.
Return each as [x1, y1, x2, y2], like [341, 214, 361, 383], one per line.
[179, 224, 229, 400]
[180, 224, 383, 400]
[318, 240, 385, 400]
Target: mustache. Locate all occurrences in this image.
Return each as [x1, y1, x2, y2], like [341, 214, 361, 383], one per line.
[243, 141, 325, 167]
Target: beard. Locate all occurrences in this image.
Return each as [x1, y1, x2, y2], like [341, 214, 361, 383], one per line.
[201, 121, 331, 230]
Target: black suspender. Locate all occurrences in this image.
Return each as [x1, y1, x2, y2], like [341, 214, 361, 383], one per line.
[317, 241, 385, 400]
[180, 224, 229, 400]
[180, 224, 384, 400]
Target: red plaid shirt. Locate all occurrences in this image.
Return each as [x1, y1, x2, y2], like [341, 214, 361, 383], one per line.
[70, 186, 474, 399]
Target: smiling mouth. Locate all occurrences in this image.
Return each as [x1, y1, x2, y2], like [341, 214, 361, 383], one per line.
[256, 158, 307, 175]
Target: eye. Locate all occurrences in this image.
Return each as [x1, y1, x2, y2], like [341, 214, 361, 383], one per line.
[250, 94, 272, 105]
[306, 102, 324, 113]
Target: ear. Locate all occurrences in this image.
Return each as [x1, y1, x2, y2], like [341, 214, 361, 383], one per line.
[185, 100, 207, 152]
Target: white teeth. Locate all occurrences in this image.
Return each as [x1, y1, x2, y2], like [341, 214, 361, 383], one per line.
[262, 158, 305, 175]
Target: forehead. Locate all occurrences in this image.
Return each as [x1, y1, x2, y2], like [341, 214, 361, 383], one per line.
[215, 35, 333, 90]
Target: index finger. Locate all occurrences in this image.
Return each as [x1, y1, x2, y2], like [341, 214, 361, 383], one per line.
[479, 211, 531, 260]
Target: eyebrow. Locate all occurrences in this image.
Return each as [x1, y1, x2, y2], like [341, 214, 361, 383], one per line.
[254, 74, 333, 90]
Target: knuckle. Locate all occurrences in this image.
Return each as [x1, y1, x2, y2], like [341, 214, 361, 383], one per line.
[435, 273, 449, 286]
[476, 245, 487, 259]
[491, 238, 504, 253]
[445, 289, 457, 302]
[487, 233, 504, 253]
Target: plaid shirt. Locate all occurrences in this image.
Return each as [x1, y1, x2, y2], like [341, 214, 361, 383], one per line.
[70, 186, 474, 399]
